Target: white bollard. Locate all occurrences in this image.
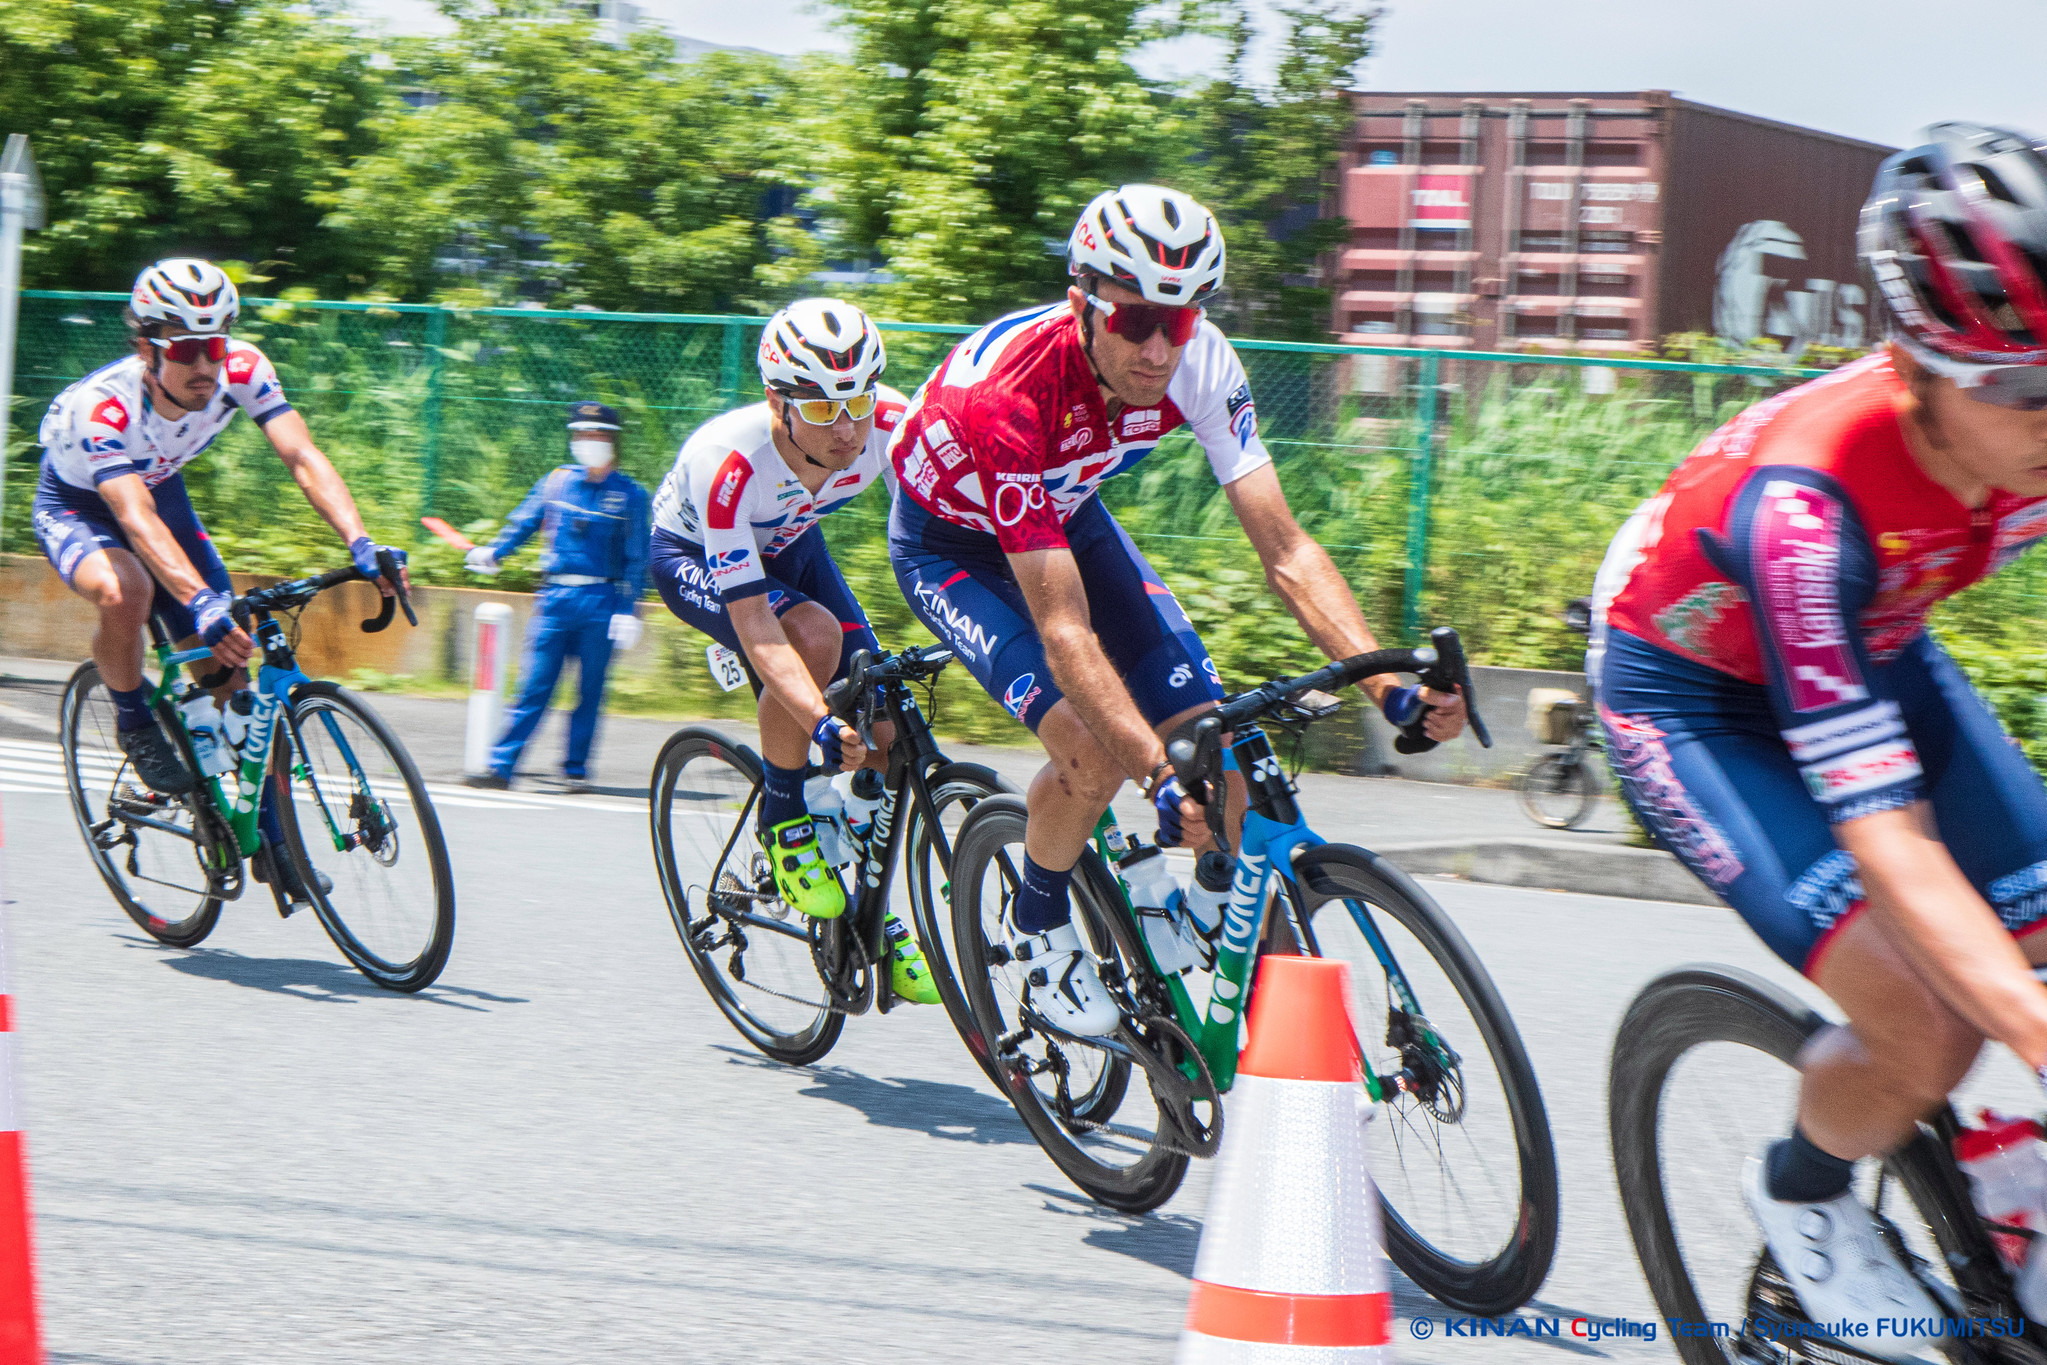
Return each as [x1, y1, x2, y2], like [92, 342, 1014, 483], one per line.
[465, 602, 514, 776]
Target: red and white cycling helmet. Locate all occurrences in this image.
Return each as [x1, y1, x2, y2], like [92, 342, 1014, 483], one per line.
[1068, 184, 1226, 306]
[129, 258, 240, 335]
[758, 298, 886, 400]
[1859, 122, 2047, 366]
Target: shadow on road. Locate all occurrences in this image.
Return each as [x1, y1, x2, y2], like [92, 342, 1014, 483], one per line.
[1026, 1182, 1201, 1276]
[124, 937, 527, 1010]
[715, 1045, 1036, 1145]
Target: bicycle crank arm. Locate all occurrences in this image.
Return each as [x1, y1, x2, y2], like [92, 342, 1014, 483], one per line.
[1114, 1015, 1223, 1159]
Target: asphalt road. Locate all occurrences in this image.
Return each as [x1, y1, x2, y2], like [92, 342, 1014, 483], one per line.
[2, 663, 2038, 1363]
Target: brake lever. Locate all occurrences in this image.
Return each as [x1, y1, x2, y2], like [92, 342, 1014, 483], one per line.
[1395, 627, 1490, 753]
[376, 548, 418, 627]
[1165, 716, 1227, 848]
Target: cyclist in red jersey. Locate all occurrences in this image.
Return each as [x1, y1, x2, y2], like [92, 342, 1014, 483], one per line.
[889, 185, 1464, 1034]
[1594, 124, 2047, 1349]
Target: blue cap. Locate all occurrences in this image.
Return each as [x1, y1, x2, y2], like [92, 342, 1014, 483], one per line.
[567, 401, 622, 431]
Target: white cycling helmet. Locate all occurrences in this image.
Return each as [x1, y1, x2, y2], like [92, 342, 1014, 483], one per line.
[758, 298, 887, 400]
[1068, 185, 1226, 305]
[129, 258, 240, 335]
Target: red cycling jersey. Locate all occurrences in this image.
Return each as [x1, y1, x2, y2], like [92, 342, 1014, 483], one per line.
[887, 303, 1270, 553]
[1602, 351, 2047, 816]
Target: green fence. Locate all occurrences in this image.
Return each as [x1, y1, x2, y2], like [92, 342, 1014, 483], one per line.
[16, 292, 2046, 704]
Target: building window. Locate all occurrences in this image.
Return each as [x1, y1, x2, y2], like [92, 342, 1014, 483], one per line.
[1580, 326, 1634, 341]
[1421, 141, 1465, 164]
[1413, 228, 1462, 253]
[1516, 232, 1570, 254]
[1412, 270, 1458, 292]
[1578, 274, 1636, 297]
[1513, 314, 1560, 337]
[1524, 141, 1571, 166]
[1415, 316, 1466, 336]
[1584, 142, 1645, 167]
[1351, 270, 1399, 291]
[1361, 143, 1402, 164]
[1353, 227, 1401, 249]
[1514, 271, 1564, 295]
[1582, 231, 1635, 253]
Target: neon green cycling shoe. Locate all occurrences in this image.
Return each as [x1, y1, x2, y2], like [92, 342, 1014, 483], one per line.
[882, 911, 940, 1005]
[761, 816, 846, 920]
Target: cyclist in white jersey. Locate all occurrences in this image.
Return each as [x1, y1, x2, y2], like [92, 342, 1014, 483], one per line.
[30, 260, 405, 904]
[650, 299, 938, 1001]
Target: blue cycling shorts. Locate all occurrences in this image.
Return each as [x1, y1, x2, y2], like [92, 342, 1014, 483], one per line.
[1594, 627, 2047, 976]
[650, 525, 878, 684]
[31, 464, 230, 643]
[888, 491, 1223, 732]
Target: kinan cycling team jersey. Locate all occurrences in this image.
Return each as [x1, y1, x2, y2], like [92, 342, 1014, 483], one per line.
[38, 344, 293, 494]
[1603, 352, 2047, 820]
[650, 388, 907, 599]
[886, 304, 1271, 553]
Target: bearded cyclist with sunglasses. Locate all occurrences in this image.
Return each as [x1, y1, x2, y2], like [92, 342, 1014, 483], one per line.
[649, 298, 941, 1004]
[886, 184, 1465, 1037]
[30, 259, 407, 907]
[1592, 124, 2047, 1355]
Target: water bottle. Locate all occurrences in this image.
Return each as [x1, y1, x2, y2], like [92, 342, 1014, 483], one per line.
[803, 773, 854, 869]
[1120, 842, 1200, 977]
[1954, 1109, 2047, 1319]
[1186, 850, 1234, 937]
[836, 768, 884, 842]
[221, 689, 256, 755]
[177, 692, 234, 778]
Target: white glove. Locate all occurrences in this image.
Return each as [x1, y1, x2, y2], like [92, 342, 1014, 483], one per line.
[608, 614, 643, 650]
[464, 545, 499, 576]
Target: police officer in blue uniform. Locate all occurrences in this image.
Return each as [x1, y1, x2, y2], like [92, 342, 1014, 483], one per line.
[463, 402, 651, 792]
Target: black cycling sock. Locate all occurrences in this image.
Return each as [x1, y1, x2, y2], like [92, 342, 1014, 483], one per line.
[110, 683, 155, 733]
[760, 760, 806, 830]
[1765, 1126, 1855, 1203]
[1014, 854, 1074, 935]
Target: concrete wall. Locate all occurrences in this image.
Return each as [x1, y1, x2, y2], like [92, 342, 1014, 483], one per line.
[1, 553, 1595, 785]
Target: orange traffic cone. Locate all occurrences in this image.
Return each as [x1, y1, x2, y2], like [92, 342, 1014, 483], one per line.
[1177, 955, 1391, 1363]
[0, 799, 42, 1364]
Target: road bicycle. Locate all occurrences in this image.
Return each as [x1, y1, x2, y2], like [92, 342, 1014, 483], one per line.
[60, 553, 457, 992]
[1612, 965, 2047, 1364]
[649, 643, 1012, 1065]
[939, 628, 1561, 1315]
[1519, 597, 1603, 831]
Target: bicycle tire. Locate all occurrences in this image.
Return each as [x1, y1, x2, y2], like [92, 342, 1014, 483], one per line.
[902, 761, 1015, 1088]
[276, 682, 456, 992]
[1294, 844, 1560, 1315]
[1609, 966, 2029, 1364]
[60, 661, 223, 947]
[651, 727, 844, 1066]
[950, 796, 1182, 1214]
[1518, 752, 1598, 830]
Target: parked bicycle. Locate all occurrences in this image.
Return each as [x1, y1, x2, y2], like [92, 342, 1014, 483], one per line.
[1611, 964, 2047, 1363]
[937, 627, 1560, 1315]
[60, 553, 457, 992]
[1519, 597, 1604, 831]
[649, 643, 1012, 1065]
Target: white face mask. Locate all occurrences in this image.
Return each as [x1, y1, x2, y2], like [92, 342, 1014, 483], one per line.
[570, 438, 613, 468]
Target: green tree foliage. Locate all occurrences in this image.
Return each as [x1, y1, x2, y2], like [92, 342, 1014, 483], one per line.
[326, 11, 810, 310]
[1177, 0, 1376, 340]
[0, 0, 386, 292]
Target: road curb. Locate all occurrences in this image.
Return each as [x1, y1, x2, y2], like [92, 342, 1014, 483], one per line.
[1377, 838, 1719, 907]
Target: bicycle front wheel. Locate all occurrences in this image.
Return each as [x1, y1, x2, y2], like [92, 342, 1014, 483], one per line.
[902, 761, 1013, 1087]
[651, 727, 843, 1066]
[59, 661, 223, 947]
[1294, 845, 1559, 1315]
[277, 682, 455, 992]
[1610, 967, 1997, 1364]
[1518, 752, 1598, 830]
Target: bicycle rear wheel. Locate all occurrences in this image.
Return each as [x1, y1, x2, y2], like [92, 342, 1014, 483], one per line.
[950, 797, 1178, 1213]
[1293, 845, 1559, 1315]
[59, 662, 223, 947]
[651, 727, 844, 1066]
[1609, 967, 2015, 1364]
[276, 682, 455, 992]
[1518, 752, 1598, 830]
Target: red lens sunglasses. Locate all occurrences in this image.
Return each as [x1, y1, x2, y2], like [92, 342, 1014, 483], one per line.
[149, 335, 230, 364]
[1083, 292, 1203, 347]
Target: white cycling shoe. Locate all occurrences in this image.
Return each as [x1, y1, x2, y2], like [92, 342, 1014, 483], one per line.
[1012, 923, 1121, 1037]
[1742, 1154, 1946, 1362]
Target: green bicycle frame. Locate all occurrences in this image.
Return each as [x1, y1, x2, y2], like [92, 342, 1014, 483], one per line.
[1097, 733, 1413, 1100]
[153, 634, 375, 867]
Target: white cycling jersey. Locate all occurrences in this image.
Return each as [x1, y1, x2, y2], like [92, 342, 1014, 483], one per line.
[651, 388, 906, 598]
[37, 343, 292, 493]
